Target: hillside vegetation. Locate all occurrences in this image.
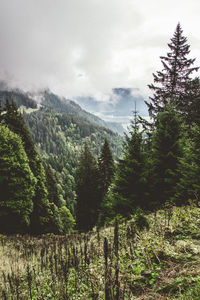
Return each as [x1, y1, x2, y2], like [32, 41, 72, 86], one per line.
[23, 107, 122, 212]
[0, 89, 123, 217]
[1, 204, 200, 299]
[1, 24, 200, 299]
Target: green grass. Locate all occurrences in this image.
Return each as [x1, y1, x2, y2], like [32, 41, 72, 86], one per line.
[1, 204, 200, 299]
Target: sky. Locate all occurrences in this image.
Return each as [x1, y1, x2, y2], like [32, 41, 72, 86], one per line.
[0, 0, 200, 121]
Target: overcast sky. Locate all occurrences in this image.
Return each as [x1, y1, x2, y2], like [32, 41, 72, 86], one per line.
[0, 0, 200, 102]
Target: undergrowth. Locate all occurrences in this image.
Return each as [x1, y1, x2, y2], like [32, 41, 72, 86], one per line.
[1, 204, 200, 299]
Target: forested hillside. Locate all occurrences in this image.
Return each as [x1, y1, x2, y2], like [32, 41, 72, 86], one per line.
[0, 89, 125, 135]
[1, 21, 200, 300]
[41, 91, 126, 135]
[23, 105, 122, 213]
[0, 89, 123, 233]
[1, 23, 200, 234]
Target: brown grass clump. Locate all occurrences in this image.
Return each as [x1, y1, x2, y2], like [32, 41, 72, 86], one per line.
[1, 205, 200, 299]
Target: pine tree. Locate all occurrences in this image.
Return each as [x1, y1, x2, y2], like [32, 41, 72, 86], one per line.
[179, 78, 200, 126]
[2, 100, 37, 170]
[1, 100, 53, 234]
[175, 123, 200, 204]
[0, 125, 36, 233]
[150, 106, 182, 207]
[44, 163, 75, 233]
[190, 124, 200, 201]
[110, 112, 146, 217]
[44, 164, 61, 208]
[97, 139, 115, 226]
[98, 139, 115, 197]
[147, 23, 199, 118]
[59, 206, 75, 233]
[75, 143, 100, 232]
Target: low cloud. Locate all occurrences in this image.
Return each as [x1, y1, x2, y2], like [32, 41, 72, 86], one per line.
[0, 0, 199, 100]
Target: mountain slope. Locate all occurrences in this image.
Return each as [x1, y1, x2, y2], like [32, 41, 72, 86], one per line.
[0, 88, 123, 213]
[0, 89, 125, 135]
[41, 91, 126, 135]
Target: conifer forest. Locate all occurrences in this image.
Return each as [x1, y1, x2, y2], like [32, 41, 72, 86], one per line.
[1, 24, 200, 299]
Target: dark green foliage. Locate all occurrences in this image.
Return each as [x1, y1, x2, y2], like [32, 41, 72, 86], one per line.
[178, 78, 200, 126]
[110, 116, 146, 217]
[147, 23, 199, 118]
[175, 124, 200, 204]
[44, 164, 61, 207]
[0, 125, 36, 233]
[0, 95, 121, 234]
[191, 124, 200, 202]
[23, 107, 122, 158]
[0, 90, 37, 109]
[44, 164, 75, 233]
[150, 106, 182, 207]
[75, 144, 101, 232]
[98, 139, 115, 225]
[1, 100, 63, 234]
[59, 206, 75, 233]
[41, 90, 125, 135]
[0, 91, 123, 223]
[23, 107, 122, 214]
[98, 138, 115, 197]
[134, 208, 149, 231]
[2, 100, 37, 171]
[29, 165, 52, 234]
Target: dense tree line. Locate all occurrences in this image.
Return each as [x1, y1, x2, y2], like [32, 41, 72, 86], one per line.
[75, 139, 115, 231]
[75, 24, 200, 230]
[0, 101, 74, 234]
[1, 23, 200, 234]
[0, 91, 122, 234]
[23, 107, 122, 214]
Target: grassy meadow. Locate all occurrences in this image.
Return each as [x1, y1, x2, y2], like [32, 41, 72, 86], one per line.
[1, 204, 200, 299]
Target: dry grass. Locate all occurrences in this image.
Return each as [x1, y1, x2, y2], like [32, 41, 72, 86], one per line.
[1, 205, 200, 299]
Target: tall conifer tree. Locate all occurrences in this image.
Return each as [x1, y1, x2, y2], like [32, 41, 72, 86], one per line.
[147, 23, 199, 117]
[110, 111, 146, 217]
[97, 139, 115, 226]
[150, 106, 182, 207]
[44, 164, 61, 208]
[98, 139, 115, 198]
[1, 100, 53, 233]
[175, 123, 200, 204]
[75, 143, 100, 232]
[0, 125, 36, 233]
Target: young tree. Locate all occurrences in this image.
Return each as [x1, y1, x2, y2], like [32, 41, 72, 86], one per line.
[147, 23, 199, 118]
[98, 139, 115, 198]
[110, 114, 146, 217]
[2, 100, 37, 170]
[59, 206, 75, 233]
[97, 139, 115, 226]
[44, 164, 61, 208]
[44, 163, 75, 233]
[150, 106, 182, 207]
[75, 143, 100, 232]
[0, 125, 36, 233]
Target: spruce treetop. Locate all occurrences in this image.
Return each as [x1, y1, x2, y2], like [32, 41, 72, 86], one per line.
[147, 23, 199, 118]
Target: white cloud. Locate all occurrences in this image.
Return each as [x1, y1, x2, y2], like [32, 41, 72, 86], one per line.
[0, 0, 200, 100]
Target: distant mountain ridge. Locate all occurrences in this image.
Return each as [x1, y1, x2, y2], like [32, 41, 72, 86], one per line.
[75, 87, 148, 127]
[42, 91, 126, 135]
[0, 88, 125, 135]
[0, 87, 123, 213]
